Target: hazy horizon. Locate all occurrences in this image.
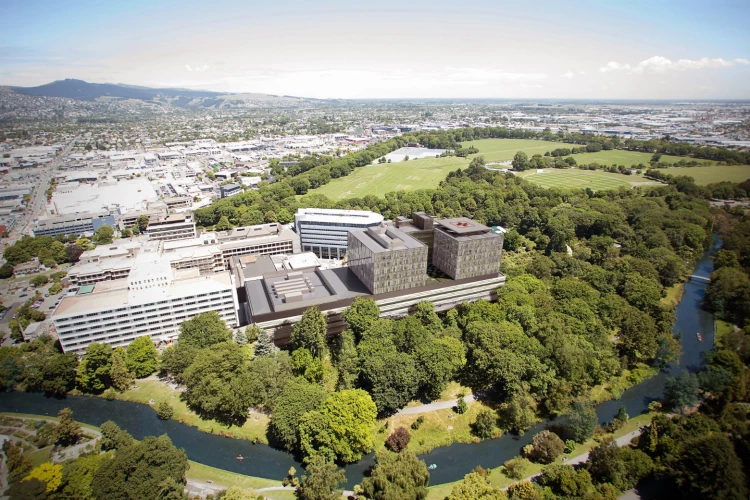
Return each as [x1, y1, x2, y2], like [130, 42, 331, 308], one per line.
[3, 0, 749, 100]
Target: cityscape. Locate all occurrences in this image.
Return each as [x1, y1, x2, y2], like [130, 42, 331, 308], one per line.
[1, 1, 749, 499]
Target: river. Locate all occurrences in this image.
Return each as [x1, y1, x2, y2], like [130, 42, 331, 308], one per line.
[0, 236, 720, 488]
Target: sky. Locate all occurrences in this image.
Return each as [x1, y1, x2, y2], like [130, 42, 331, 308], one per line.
[2, 0, 749, 99]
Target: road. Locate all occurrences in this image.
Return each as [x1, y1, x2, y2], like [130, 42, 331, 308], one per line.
[397, 395, 476, 415]
[5, 136, 78, 244]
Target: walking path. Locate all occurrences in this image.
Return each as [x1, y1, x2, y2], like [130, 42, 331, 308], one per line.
[397, 395, 476, 415]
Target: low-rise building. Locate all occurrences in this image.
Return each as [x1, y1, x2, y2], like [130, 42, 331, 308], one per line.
[294, 208, 383, 259]
[33, 212, 116, 237]
[13, 258, 42, 276]
[219, 183, 242, 199]
[147, 213, 197, 242]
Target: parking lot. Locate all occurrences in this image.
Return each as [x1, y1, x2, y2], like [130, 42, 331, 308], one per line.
[1, 275, 67, 346]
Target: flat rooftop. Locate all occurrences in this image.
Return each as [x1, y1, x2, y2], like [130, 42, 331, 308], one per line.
[435, 217, 491, 235]
[350, 226, 425, 253]
[50, 177, 158, 215]
[295, 208, 384, 225]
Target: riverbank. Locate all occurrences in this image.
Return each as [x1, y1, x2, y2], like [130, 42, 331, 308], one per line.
[0, 412, 294, 500]
[424, 412, 654, 499]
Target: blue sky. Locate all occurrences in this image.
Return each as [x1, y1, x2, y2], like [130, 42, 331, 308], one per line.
[2, 0, 749, 98]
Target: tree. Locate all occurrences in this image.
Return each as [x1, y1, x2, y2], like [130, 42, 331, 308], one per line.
[178, 311, 231, 349]
[447, 471, 506, 499]
[295, 455, 345, 500]
[215, 216, 233, 231]
[93, 225, 114, 245]
[157, 401, 174, 420]
[66, 244, 83, 263]
[23, 463, 63, 493]
[109, 347, 133, 391]
[126, 336, 158, 378]
[60, 454, 103, 500]
[223, 487, 264, 500]
[506, 390, 537, 435]
[669, 434, 747, 500]
[269, 377, 328, 451]
[76, 342, 113, 393]
[414, 336, 466, 401]
[137, 215, 150, 232]
[512, 151, 529, 171]
[100, 421, 134, 451]
[539, 464, 592, 498]
[357, 338, 419, 416]
[566, 398, 597, 443]
[0, 262, 14, 279]
[331, 329, 359, 390]
[6, 478, 46, 499]
[342, 297, 380, 340]
[56, 408, 82, 446]
[664, 371, 699, 412]
[527, 430, 564, 464]
[386, 427, 411, 452]
[361, 450, 430, 500]
[291, 306, 327, 359]
[506, 481, 540, 500]
[31, 274, 49, 287]
[182, 342, 255, 426]
[299, 389, 377, 463]
[455, 396, 468, 414]
[254, 327, 279, 357]
[120, 227, 132, 238]
[291, 348, 324, 383]
[91, 435, 188, 500]
[502, 457, 531, 480]
[235, 328, 248, 346]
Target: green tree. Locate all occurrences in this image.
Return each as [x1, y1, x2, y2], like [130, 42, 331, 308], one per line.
[506, 481, 540, 500]
[157, 401, 174, 420]
[502, 457, 531, 480]
[76, 342, 113, 393]
[0, 262, 14, 279]
[269, 377, 328, 451]
[137, 215, 150, 232]
[60, 454, 103, 500]
[178, 311, 231, 349]
[126, 336, 158, 378]
[358, 337, 419, 415]
[6, 478, 46, 498]
[361, 450, 430, 500]
[506, 389, 537, 435]
[31, 274, 49, 287]
[291, 306, 327, 359]
[342, 297, 380, 340]
[100, 421, 134, 451]
[235, 328, 248, 346]
[295, 455, 345, 500]
[56, 408, 82, 446]
[182, 342, 255, 426]
[331, 329, 359, 390]
[120, 227, 132, 238]
[539, 464, 592, 498]
[91, 435, 188, 500]
[109, 347, 133, 391]
[215, 216, 233, 231]
[512, 151, 529, 171]
[93, 225, 114, 245]
[447, 471, 506, 499]
[471, 409, 496, 439]
[669, 434, 747, 500]
[566, 398, 597, 443]
[664, 371, 699, 413]
[527, 431, 564, 464]
[291, 348, 324, 383]
[414, 336, 466, 401]
[299, 389, 377, 463]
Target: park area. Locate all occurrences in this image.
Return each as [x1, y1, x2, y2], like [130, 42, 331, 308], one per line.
[310, 138, 750, 199]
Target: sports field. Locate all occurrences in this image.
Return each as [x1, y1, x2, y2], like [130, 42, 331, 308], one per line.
[516, 169, 648, 191]
[660, 164, 750, 185]
[461, 138, 580, 162]
[570, 149, 697, 167]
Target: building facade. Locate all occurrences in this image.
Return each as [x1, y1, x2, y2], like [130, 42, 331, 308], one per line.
[348, 226, 427, 294]
[147, 213, 197, 242]
[33, 212, 116, 237]
[294, 208, 383, 259]
[52, 256, 239, 354]
[432, 218, 504, 280]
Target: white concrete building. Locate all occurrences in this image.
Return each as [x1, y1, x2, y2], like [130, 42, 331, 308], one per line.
[52, 253, 239, 354]
[293, 208, 384, 259]
[147, 213, 197, 242]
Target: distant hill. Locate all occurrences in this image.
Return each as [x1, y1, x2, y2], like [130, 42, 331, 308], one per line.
[10, 79, 223, 101]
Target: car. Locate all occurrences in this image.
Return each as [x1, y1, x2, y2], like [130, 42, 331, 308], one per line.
[48, 305, 55, 310]
[19, 294, 27, 298]
[44, 293, 49, 297]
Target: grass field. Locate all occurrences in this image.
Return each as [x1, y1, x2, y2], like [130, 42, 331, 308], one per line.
[516, 169, 646, 191]
[309, 138, 750, 199]
[186, 461, 294, 500]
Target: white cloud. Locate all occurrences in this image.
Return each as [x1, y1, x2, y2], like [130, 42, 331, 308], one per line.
[185, 64, 210, 72]
[562, 71, 574, 79]
[600, 56, 749, 74]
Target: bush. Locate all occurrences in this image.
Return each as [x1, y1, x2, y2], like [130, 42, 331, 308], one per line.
[502, 457, 531, 480]
[527, 431, 565, 464]
[454, 396, 468, 415]
[157, 401, 174, 420]
[564, 439, 576, 454]
[471, 409, 496, 439]
[385, 427, 411, 452]
[411, 416, 424, 431]
[49, 283, 63, 295]
[30, 275, 49, 287]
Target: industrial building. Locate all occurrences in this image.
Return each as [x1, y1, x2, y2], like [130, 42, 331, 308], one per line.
[293, 208, 383, 259]
[52, 252, 239, 354]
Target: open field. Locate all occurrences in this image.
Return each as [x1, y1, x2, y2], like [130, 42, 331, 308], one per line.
[461, 138, 581, 163]
[310, 155, 469, 199]
[516, 169, 649, 191]
[569, 149, 700, 167]
[661, 164, 750, 184]
[186, 462, 294, 500]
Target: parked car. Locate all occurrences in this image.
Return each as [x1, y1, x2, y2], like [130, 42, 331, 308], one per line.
[19, 294, 27, 298]
[44, 293, 49, 298]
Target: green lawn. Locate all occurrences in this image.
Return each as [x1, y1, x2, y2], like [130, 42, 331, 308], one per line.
[660, 164, 750, 185]
[566, 149, 698, 167]
[116, 380, 270, 443]
[461, 138, 581, 163]
[516, 169, 643, 191]
[28, 446, 52, 468]
[715, 319, 736, 348]
[186, 461, 294, 500]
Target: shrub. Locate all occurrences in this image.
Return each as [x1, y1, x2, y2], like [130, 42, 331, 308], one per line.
[564, 439, 576, 454]
[527, 430, 565, 464]
[157, 401, 174, 420]
[454, 396, 468, 415]
[471, 410, 496, 439]
[411, 416, 424, 431]
[385, 427, 411, 452]
[502, 456, 531, 479]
